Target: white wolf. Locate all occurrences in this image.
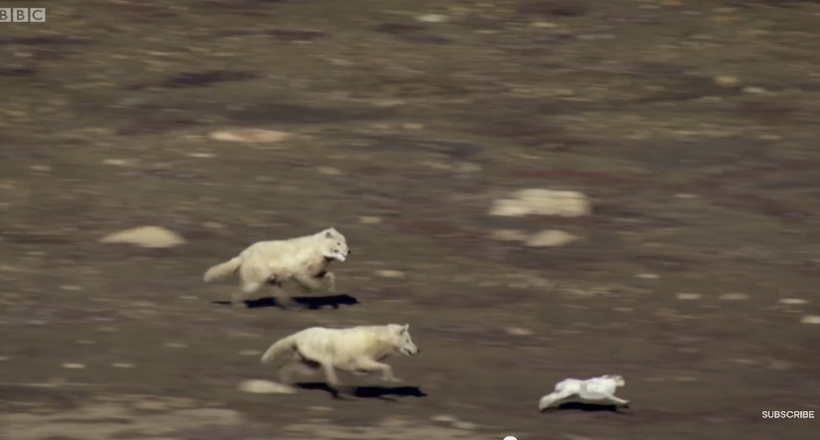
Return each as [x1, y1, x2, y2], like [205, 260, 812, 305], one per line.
[260, 324, 419, 389]
[203, 228, 350, 308]
[538, 375, 629, 411]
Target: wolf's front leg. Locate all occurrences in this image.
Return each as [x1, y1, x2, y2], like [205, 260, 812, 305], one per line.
[295, 274, 323, 292]
[321, 271, 336, 293]
[356, 360, 402, 383]
[607, 394, 630, 407]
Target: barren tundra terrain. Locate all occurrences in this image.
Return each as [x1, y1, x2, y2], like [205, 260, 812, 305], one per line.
[1, 1, 820, 439]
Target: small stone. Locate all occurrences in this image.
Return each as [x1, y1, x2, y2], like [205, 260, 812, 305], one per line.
[328, 58, 352, 67]
[102, 159, 134, 166]
[734, 358, 756, 365]
[676, 293, 701, 300]
[800, 315, 820, 324]
[372, 99, 405, 108]
[431, 414, 459, 423]
[505, 327, 534, 336]
[742, 86, 768, 94]
[165, 342, 187, 348]
[112, 362, 135, 368]
[402, 123, 424, 130]
[637, 273, 660, 279]
[317, 166, 342, 175]
[203, 222, 224, 229]
[452, 421, 478, 429]
[778, 298, 807, 305]
[416, 14, 449, 23]
[713, 75, 741, 88]
[61, 363, 86, 369]
[375, 270, 405, 278]
[187, 152, 216, 158]
[0, 356, 10, 361]
[358, 216, 382, 225]
[31, 165, 52, 172]
[489, 230, 528, 242]
[238, 379, 297, 394]
[99, 226, 186, 249]
[209, 128, 291, 143]
[76, 340, 96, 345]
[238, 350, 262, 356]
[378, 415, 412, 428]
[308, 406, 334, 412]
[455, 162, 482, 173]
[525, 230, 578, 247]
[675, 193, 699, 199]
[769, 360, 792, 371]
[531, 22, 558, 28]
[133, 400, 170, 410]
[60, 285, 82, 291]
[718, 293, 749, 301]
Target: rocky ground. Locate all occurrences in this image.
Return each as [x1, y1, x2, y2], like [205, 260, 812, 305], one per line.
[2, 0, 820, 439]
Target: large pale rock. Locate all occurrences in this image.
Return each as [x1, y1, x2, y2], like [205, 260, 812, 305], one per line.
[238, 379, 296, 394]
[525, 230, 579, 247]
[489, 189, 591, 217]
[99, 226, 186, 249]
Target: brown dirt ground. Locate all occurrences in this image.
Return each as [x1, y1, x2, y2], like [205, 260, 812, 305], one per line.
[1, 0, 820, 439]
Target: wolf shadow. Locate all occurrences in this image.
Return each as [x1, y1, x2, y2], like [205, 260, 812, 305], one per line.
[296, 382, 427, 402]
[213, 293, 359, 310]
[544, 401, 630, 413]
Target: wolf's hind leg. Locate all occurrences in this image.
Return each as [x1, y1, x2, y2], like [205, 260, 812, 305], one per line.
[320, 362, 342, 387]
[269, 283, 298, 310]
[279, 361, 319, 384]
[234, 260, 268, 307]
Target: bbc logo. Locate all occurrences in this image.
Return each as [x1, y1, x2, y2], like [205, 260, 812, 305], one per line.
[0, 8, 47, 23]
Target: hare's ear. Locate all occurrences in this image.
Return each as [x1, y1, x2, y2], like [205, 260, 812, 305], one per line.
[402, 324, 409, 333]
[325, 229, 334, 239]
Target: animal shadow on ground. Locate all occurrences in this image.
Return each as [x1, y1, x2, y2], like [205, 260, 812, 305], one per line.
[212, 294, 359, 310]
[546, 402, 630, 413]
[296, 382, 427, 401]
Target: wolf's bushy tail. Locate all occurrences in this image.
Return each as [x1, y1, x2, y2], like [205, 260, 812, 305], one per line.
[261, 333, 299, 365]
[203, 257, 241, 283]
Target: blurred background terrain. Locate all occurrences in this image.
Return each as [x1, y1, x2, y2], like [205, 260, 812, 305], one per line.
[1, 0, 820, 439]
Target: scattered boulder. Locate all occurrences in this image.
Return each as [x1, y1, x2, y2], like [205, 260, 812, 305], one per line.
[238, 379, 297, 394]
[375, 270, 406, 278]
[489, 189, 591, 217]
[489, 229, 529, 242]
[99, 226, 186, 249]
[209, 128, 291, 143]
[800, 315, 820, 325]
[525, 230, 579, 247]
